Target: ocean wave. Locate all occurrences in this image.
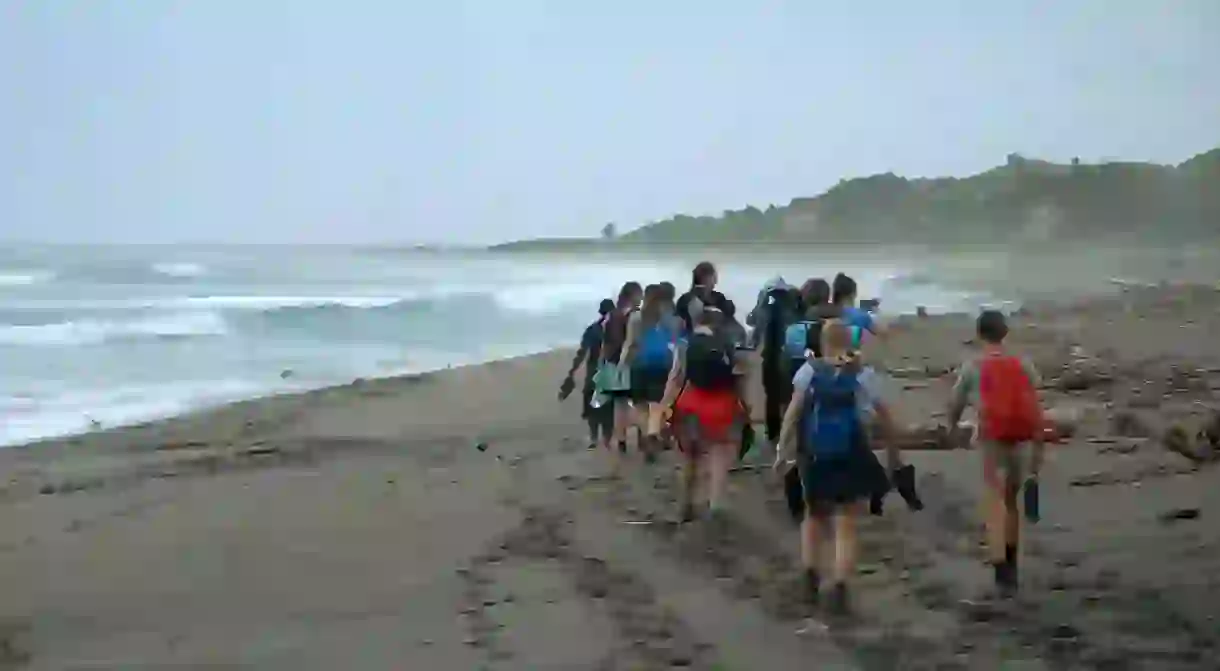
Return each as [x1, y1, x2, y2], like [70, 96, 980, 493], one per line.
[0, 287, 596, 318]
[0, 311, 229, 347]
[151, 261, 208, 278]
[0, 270, 54, 286]
[1, 378, 264, 446]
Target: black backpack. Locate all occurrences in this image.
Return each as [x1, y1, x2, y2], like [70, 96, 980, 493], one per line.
[685, 331, 736, 390]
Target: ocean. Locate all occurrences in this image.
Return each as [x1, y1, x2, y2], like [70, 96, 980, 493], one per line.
[1, 243, 1212, 446]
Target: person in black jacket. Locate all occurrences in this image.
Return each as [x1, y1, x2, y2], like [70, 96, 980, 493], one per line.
[758, 280, 801, 444]
[676, 261, 729, 334]
[559, 299, 616, 449]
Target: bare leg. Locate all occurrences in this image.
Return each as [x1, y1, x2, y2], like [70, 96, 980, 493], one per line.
[831, 504, 860, 584]
[1028, 442, 1045, 479]
[983, 480, 1007, 564]
[828, 503, 861, 613]
[612, 398, 631, 449]
[800, 512, 830, 571]
[679, 451, 698, 521]
[706, 442, 733, 512]
[801, 510, 829, 604]
[1003, 479, 1020, 550]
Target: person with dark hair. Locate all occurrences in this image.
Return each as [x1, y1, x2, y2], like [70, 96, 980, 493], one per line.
[757, 279, 801, 441]
[831, 272, 888, 347]
[623, 284, 682, 461]
[720, 299, 748, 348]
[947, 309, 1046, 596]
[559, 298, 617, 450]
[658, 281, 677, 305]
[662, 305, 750, 522]
[597, 281, 645, 459]
[801, 278, 833, 315]
[676, 261, 729, 334]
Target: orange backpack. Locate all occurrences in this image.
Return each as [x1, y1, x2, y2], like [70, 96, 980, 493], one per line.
[978, 353, 1043, 443]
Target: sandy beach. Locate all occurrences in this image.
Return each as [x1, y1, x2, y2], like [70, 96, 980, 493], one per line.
[3, 283, 1220, 670]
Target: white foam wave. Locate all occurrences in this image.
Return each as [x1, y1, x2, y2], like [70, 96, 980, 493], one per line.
[151, 262, 208, 278]
[0, 311, 229, 347]
[179, 294, 409, 310]
[0, 270, 54, 286]
[492, 282, 610, 315]
[0, 294, 417, 312]
[0, 379, 263, 446]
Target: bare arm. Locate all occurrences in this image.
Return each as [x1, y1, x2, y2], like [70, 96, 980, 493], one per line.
[565, 344, 588, 379]
[659, 342, 687, 409]
[774, 384, 808, 465]
[621, 312, 641, 366]
[946, 360, 975, 427]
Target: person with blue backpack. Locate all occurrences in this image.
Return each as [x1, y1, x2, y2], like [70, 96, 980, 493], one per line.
[772, 319, 892, 616]
[623, 284, 682, 461]
[829, 273, 923, 515]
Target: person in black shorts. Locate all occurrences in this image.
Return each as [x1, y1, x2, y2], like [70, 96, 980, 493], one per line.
[601, 281, 644, 456]
[559, 298, 616, 449]
[623, 284, 682, 460]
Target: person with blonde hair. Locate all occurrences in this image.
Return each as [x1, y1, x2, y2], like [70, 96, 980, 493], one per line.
[773, 319, 889, 615]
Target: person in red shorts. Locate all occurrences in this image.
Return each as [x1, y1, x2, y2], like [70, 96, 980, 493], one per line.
[661, 305, 750, 523]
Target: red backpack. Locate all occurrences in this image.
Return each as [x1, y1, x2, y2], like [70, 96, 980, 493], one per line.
[978, 353, 1043, 443]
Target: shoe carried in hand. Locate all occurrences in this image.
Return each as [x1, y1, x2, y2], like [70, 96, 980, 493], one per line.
[893, 464, 924, 511]
[557, 376, 575, 401]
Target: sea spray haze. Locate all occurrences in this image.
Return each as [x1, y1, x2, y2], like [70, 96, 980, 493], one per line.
[2, 242, 1216, 446]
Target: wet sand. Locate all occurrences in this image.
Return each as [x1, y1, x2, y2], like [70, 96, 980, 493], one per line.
[2, 283, 1219, 669]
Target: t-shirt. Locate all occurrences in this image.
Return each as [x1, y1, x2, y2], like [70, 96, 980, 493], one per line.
[601, 308, 633, 364]
[950, 353, 1041, 411]
[792, 358, 884, 420]
[676, 288, 728, 333]
[840, 306, 876, 333]
[581, 320, 604, 371]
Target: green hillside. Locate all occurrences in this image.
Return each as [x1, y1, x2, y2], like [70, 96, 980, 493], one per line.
[494, 147, 1219, 249]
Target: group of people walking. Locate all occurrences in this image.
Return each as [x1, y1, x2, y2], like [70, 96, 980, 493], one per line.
[559, 260, 1049, 615]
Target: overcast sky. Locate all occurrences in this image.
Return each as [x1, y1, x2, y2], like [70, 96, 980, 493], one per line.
[2, 1, 1217, 244]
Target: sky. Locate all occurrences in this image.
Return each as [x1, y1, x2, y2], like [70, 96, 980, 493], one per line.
[1, 1, 1218, 245]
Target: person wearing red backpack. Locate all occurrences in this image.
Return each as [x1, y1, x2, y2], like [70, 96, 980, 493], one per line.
[947, 310, 1046, 595]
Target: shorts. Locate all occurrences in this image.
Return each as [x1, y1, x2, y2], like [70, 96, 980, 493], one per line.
[798, 449, 890, 514]
[594, 362, 632, 398]
[630, 366, 669, 404]
[672, 386, 743, 452]
[581, 384, 614, 435]
[980, 439, 1030, 492]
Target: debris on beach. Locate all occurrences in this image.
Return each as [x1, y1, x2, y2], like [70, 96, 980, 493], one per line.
[1162, 423, 1220, 464]
[1158, 507, 1200, 524]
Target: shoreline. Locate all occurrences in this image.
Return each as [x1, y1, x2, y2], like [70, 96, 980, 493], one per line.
[0, 277, 1201, 453]
[3, 281, 1220, 667]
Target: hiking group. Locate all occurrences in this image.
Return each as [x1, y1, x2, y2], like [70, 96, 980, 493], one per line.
[559, 260, 1049, 615]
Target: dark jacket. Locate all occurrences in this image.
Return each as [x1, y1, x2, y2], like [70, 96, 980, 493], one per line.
[676, 287, 729, 333]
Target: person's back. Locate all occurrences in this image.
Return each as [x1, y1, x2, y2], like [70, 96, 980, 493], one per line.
[948, 309, 1045, 595]
[800, 356, 865, 461]
[602, 307, 632, 364]
[685, 329, 736, 391]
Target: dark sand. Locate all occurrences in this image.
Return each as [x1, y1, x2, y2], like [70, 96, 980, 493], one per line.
[2, 283, 1219, 670]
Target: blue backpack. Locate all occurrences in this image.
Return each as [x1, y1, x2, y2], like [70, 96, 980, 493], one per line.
[636, 323, 675, 370]
[783, 321, 812, 360]
[801, 361, 863, 459]
[784, 320, 828, 361]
